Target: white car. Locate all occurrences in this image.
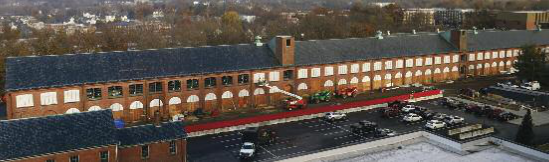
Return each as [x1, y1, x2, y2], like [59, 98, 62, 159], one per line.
[520, 81, 541, 90]
[239, 142, 256, 159]
[403, 113, 423, 122]
[324, 112, 347, 121]
[425, 120, 446, 129]
[443, 116, 465, 125]
[401, 105, 416, 113]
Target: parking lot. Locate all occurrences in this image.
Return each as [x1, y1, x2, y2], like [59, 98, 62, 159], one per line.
[187, 97, 549, 162]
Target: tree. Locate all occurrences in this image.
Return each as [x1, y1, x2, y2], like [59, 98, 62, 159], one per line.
[513, 44, 548, 85]
[515, 109, 535, 145]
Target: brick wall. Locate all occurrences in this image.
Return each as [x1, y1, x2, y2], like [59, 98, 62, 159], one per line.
[9, 145, 116, 162]
[118, 139, 186, 162]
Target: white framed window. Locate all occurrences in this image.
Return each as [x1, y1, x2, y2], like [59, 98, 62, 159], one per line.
[425, 57, 433, 65]
[434, 57, 442, 64]
[384, 61, 393, 70]
[453, 55, 459, 63]
[396, 60, 404, 69]
[476, 53, 483, 60]
[325, 66, 334, 76]
[513, 49, 519, 56]
[311, 68, 321, 78]
[269, 71, 280, 81]
[64, 90, 80, 103]
[499, 50, 505, 58]
[506, 50, 512, 57]
[362, 63, 371, 72]
[444, 55, 451, 64]
[253, 73, 265, 83]
[374, 62, 382, 71]
[40, 92, 57, 106]
[298, 69, 308, 79]
[350, 64, 359, 73]
[415, 58, 423, 66]
[484, 52, 490, 60]
[492, 51, 498, 58]
[406, 59, 414, 68]
[338, 65, 348, 74]
[469, 53, 475, 61]
[16, 94, 34, 108]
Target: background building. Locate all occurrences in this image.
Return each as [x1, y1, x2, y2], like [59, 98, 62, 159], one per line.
[496, 11, 549, 30]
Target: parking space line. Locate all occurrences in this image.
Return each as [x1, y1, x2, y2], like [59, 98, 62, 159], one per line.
[258, 145, 278, 158]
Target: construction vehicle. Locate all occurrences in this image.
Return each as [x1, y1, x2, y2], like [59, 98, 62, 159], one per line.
[350, 120, 378, 135]
[309, 90, 332, 104]
[335, 87, 358, 98]
[257, 80, 306, 110]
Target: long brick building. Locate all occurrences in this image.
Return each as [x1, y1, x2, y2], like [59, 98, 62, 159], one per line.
[4, 29, 549, 123]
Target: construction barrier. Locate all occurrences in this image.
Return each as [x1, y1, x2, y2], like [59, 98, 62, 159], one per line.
[185, 90, 443, 137]
[448, 124, 483, 136]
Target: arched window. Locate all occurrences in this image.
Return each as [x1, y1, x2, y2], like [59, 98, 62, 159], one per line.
[222, 91, 233, 99]
[110, 103, 124, 111]
[130, 101, 144, 109]
[452, 66, 458, 72]
[66, 108, 81, 114]
[425, 69, 432, 75]
[238, 90, 250, 97]
[205, 93, 217, 100]
[395, 72, 402, 79]
[374, 75, 382, 81]
[434, 68, 441, 74]
[338, 79, 347, 85]
[324, 80, 334, 87]
[169, 97, 182, 105]
[443, 67, 450, 73]
[350, 77, 359, 84]
[297, 83, 308, 90]
[362, 76, 370, 82]
[187, 95, 199, 102]
[88, 106, 101, 111]
[254, 88, 265, 95]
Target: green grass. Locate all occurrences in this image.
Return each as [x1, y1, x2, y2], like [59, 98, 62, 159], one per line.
[537, 143, 549, 152]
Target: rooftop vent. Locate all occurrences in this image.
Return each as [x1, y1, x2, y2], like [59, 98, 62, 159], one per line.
[255, 36, 263, 46]
[376, 30, 384, 39]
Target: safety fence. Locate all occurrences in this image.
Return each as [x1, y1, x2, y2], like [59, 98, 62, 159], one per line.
[185, 90, 443, 137]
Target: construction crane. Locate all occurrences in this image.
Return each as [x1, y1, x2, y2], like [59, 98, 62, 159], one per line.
[257, 80, 306, 110]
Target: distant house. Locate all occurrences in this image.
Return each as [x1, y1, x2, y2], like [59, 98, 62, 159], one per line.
[0, 110, 187, 162]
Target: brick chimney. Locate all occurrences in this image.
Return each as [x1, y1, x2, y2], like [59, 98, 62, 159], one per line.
[269, 36, 295, 66]
[450, 30, 468, 51]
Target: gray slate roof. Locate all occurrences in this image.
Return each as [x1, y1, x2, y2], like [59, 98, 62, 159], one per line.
[294, 33, 457, 66]
[5, 30, 549, 91]
[0, 110, 118, 161]
[117, 121, 186, 147]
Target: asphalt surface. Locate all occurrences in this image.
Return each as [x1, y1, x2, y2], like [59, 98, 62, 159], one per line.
[187, 98, 549, 162]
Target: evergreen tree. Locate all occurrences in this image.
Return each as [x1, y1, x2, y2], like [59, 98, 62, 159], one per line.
[515, 109, 535, 145]
[513, 44, 548, 85]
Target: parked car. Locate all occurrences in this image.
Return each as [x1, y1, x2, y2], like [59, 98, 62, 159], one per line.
[411, 106, 428, 114]
[432, 113, 448, 121]
[443, 115, 465, 125]
[401, 105, 416, 113]
[487, 109, 505, 119]
[425, 120, 446, 130]
[239, 142, 256, 159]
[403, 113, 423, 122]
[374, 128, 396, 137]
[350, 120, 378, 135]
[520, 81, 541, 90]
[324, 112, 347, 121]
[381, 106, 401, 118]
[498, 112, 520, 121]
[418, 110, 436, 120]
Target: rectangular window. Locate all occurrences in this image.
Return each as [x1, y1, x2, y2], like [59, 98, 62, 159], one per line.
[396, 60, 404, 69]
[64, 90, 80, 103]
[453, 55, 460, 63]
[168, 80, 181, 91]
[222, 76, 233, 85]
[204, 77, 217, 87]
[141, 145, 149, 159]
[311, 68, 321, 78]
[338, 65, 348, 74]
[253, 73, 266, 83]
[40, 92, 57, 105]
[362, 63, 370, 72]
[70, 156, 79, 162]
[384, 61, 393, 70]
[149, 82, 163, 93]
[415, 58, 422, 67]
[298, 69, 308, 79]
[506, 50, 513, 57]
[86, 88, 102, 100]
[469, 53, 476, 61]
[499, 51, 505, 58]
[476, 53, 483, 60]
[434, 57, 442, 64]
[444, 55, 451, 64]
[269, 72, 280, 82]
[237, 74, 249, 84]
[108, 86, 123, 98]
[425, 58, 433, 65]
[324, 67, 334, 76]
[484, 52, 491, 60]
[100, 151, 109, 162]
[187, 79, 199, 89]
[129, 84, 144, 95]
[46, 160, 55, 162]
[374, 62, 382, 71]
[169, 141, 177, 155]
[350, 64, 360, 73]
[283, 70, 293, 80]
[492, 51, 498, 58]
[513, 49, 519, 56]
[406, 59, 414, 67]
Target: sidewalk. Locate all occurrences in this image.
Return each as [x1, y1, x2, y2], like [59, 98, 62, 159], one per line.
[448, 97, 549, 126]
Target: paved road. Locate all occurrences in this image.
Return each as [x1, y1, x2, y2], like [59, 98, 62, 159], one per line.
[187, 98, 549, 162]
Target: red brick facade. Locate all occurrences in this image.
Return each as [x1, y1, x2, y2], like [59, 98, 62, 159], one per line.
[7, 145, 117, 162]
[118, 140, 187, 162]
